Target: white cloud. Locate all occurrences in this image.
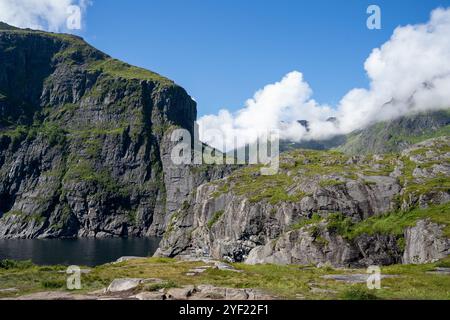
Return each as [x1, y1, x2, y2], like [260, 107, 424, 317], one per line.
[199, 7, 450, 151]
[0, 0, 90, 32]
[198, 71, 335, 151]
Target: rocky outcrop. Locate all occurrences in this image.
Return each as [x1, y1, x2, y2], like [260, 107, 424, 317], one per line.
[157, 137, 450, 266]
[403, 219, 450, 264]
[107, 278, 146, 293]
[157, 173, 403, 262]
[245, 225, 357, 266]
[245, 229, 402, 267]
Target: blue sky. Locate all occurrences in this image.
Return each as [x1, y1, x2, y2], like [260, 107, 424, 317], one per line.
[79, 0, 450, 117]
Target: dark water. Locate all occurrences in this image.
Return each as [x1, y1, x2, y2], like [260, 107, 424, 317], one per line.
[0, 238, 161, 267]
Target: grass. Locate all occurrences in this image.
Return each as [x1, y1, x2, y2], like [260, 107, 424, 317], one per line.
[87, 59, 174, 86]
[0, 257, 449, 300]
[212, 147, 403, 205]
[402, 124, 450, 145]
[0, 126, 28, 148]
[340, 287, 379, 300]
[290, 214, 324, 230]
[207, 210, 225, 229]
[219, 165, 305, 205]
[1, 24, 175, 90]
[327, 202, 450, 240]
[319, 179, 346, 188]
[142, 280, 179, 292]
[0, 122, 68, 149]
[61, 158, 131, 200]
[337, 110, 450, 155]
[27, 122, 67, 146]
[0, 260, 34, 270]
[0, 210, 46, 225]
[41, 279, 66, 289]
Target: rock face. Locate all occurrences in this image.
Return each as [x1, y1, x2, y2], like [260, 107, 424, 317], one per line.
[403, 219, 450, 264]
[245, 229, 402, 267]
[157, 137, 450, 266]
[0, 24, 230, 239]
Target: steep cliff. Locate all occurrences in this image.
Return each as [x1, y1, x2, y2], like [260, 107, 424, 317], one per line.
[157, 137, 450, 267]
[0, 23, 229, 239]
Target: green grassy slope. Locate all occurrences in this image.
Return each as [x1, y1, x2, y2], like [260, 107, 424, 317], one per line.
[337, 110, 450, 154]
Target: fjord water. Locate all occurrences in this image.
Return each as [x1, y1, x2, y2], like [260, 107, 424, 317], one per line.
[0, 238, 161, 267]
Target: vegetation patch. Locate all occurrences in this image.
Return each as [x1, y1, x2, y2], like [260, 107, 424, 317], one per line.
[319, 179, 346, 188]
[207, 210, 225, 229]
[1, 257, 449, 299]
[1, 210, 46, 225]
[340, 287, 379, 300]
[327, 202, 450, 239]
[63, 158, 130, 197]
[143, 280, 179, 292]
[290, 214, 323, 230]
[41, 279, 65, 289]
[0, 260, 33, 270]
[87, 59, 174, 86]
[227, 166, 303, 205]
[27, 122, 67, 146]
[219, 148, 399, 205]
[0, 125, 28, 149]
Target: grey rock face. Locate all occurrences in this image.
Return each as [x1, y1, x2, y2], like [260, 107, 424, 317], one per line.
[245, 226, 402, 267]
[157, 172, 404, 266]
[245, 226, 357, 266]
[157, 137, 449, 267]
[403, 219, 450, 264]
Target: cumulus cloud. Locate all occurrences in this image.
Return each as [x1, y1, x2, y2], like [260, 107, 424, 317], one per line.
[199, 7, 450, 151]
[198, 72, 335, 151]
[0, 0, 90, 32]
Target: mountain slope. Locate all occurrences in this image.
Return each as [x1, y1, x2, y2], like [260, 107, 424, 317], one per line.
[337, 110, 450, 154]
[157, 137, 450, 267]
[0, 23, 229, 239]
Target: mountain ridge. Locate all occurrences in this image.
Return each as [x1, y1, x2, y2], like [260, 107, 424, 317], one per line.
[276, 109, 450, 154]
[337, 109, 450, 154]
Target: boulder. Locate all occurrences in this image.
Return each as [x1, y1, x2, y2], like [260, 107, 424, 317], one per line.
[403, 219, 450, 264]
[106, 278, 143, 293]
[133, 292, 165, 300]
[115, 256, 145, 263]
[166, 286, 195, 300]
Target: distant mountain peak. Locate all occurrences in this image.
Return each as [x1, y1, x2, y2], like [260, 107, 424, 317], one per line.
[0, 22, 19, 30]
[297, 120, 310, 132]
